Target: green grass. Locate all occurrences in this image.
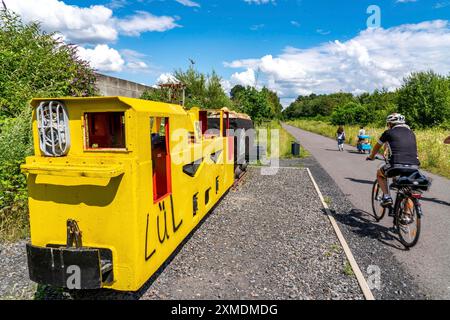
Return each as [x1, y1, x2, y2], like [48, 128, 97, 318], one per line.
[257, 120, 310, 159]
[323, 196, 332, 206]
[287, 119, 450, 179]
[343, 260, 355, 277]
[324, 243, 342, 258]
[0, 204, 29, 242]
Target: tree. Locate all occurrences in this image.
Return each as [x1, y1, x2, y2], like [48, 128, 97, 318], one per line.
[231, 86, 278, 124]
[357, 89, 397, 126]
[331, 102, 371, 125]
[142, 66, 232, 110]
[230, 85, 245, 100]
[283, 92, 355, 119]
[261, 87, 283, 119]
[397, 71, 450, 128]
[140, 87, 174, 104]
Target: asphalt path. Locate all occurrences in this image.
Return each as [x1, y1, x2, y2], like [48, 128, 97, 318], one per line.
[283, 124, 450, 299]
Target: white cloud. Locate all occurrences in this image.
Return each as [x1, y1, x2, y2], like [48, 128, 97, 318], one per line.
[117, 11, 180, 36]
[244, 0, 276, 4]
[225, 20, 450, 104]
[106, 0, 129, 9]
[156, 73, 180, 84]
[127, 61, 149, 70]
[120, 49, 153, 73]
[175, 0, 201, 7]
[231, 68, 257, 87]
[220, 79, 232, 95]
[434, 1, 450, 9]
[316, 29, 331, 35]
[250, 24, 265, 31]
[4, 0, 179, 44]
[77, 45, 125, 72]
[5, 0, 117, 43]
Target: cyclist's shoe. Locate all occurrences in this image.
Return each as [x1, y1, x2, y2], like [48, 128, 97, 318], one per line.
[381, 195, 393, 208]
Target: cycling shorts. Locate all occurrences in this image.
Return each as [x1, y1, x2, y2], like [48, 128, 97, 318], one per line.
[380, 163, 420, 178]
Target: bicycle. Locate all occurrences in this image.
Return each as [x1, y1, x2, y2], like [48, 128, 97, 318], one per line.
[369, 156, 431, 248]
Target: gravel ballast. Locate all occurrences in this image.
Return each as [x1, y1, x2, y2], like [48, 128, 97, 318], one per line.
[0, 166, 364, 300]
[0, 241, 36, 299]
[138, 167, 363, 300]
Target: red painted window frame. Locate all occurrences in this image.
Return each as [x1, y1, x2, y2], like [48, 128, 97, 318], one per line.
[152, 118, 172, 203]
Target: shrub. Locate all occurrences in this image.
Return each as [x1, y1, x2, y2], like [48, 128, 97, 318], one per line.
[397, 71, 450, 129]
[330, 102, 371, 126]
[0, 10, 97, 240]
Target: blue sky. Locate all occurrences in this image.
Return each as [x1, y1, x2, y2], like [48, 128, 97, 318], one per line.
[4, 0, 450, 105]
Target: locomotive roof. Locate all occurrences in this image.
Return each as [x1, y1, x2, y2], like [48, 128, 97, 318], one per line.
[30, 96, 187, 115]
[204, 109, 252, 121]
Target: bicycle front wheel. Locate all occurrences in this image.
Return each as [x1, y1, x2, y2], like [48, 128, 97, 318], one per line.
[371, 180, 386, 222]
[397, 197, 421, 248]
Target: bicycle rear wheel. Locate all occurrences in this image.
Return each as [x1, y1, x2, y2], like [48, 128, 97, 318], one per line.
[396, 197, 421, 248]
[371, 180, 386, 221]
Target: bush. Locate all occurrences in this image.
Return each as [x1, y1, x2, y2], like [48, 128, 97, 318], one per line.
[0, 10, 97, 240]
[0, 146, 30, 242]
[397, 71, 450, 129]
[330, 102, 371, 126]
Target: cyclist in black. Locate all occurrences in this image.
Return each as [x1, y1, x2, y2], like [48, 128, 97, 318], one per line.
[367, 113, 420, 207]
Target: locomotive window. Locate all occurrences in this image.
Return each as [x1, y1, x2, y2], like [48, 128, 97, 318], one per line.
[85, 112, 126, 150]
[199, 110, 220, 139]
[150, 117, 172, 202]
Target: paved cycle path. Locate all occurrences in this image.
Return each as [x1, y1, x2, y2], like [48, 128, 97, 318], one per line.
[283, 124, 450, 299]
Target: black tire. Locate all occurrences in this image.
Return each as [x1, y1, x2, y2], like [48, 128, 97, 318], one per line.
[396, 197, 421, 248]
[371, 180, 386, 221]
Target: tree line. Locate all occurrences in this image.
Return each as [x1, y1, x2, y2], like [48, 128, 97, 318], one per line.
[283, 71, 450, 129]
[141, 68, 284, 124]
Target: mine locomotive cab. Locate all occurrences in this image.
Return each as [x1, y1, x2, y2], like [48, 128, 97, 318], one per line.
[205, 110, 254, 179]
[21, 97, 236, 291]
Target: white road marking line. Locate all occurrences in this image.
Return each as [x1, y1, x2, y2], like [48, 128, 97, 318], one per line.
[306, 168, 376, 301]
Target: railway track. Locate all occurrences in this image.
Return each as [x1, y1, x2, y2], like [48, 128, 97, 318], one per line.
[232, 170, 249, 190]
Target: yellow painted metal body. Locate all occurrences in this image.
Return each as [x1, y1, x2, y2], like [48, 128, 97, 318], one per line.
[22, 97, 235, 291]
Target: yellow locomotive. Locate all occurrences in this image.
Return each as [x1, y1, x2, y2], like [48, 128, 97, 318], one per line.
[21, 97, 247, 291]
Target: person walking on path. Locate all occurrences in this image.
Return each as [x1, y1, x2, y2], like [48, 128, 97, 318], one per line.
[336, 126, 346, 152]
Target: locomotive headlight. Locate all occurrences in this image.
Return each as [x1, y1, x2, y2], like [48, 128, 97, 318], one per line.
[36, 101, 71, 157]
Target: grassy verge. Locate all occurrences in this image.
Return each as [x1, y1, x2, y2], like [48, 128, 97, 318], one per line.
[258, 121, 310, 159]
[287, 119, 450, 179]
[0, 159, 30, 242]
[0, 206, 29, 242]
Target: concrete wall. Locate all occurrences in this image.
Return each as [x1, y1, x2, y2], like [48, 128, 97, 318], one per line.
[96, 73, 153, 98]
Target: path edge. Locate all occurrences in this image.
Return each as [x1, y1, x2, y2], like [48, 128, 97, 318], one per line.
[306, 168, 375, 301]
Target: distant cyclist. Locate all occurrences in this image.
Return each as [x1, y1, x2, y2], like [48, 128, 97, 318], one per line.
[366, 113, 420, 207]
